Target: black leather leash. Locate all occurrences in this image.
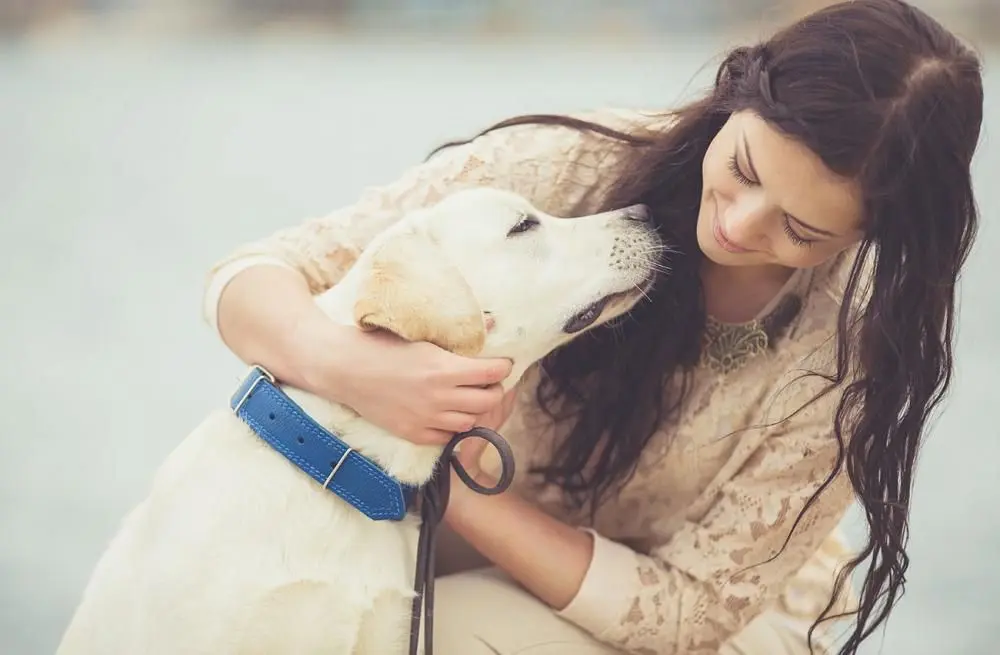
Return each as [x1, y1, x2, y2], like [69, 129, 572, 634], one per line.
[407, 427, 515, 655]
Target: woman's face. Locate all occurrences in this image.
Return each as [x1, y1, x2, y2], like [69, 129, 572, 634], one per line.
[696, 110, 865, 270]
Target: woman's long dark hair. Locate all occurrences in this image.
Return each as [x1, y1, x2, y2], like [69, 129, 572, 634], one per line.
[430, 1, 983, 652]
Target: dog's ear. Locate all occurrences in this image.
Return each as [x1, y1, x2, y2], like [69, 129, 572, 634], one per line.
[353, 228, 487, 357]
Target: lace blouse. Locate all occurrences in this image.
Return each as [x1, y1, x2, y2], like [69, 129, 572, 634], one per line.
[202, 107, 859, 654]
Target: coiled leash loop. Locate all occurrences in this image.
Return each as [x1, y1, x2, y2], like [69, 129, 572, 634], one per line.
[227, 366, 514, 654]
[408, 427, 515, 655]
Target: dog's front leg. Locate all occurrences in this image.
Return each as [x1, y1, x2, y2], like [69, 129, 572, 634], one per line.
[233, 580, 363, 655]
[353, 590, 419, 655]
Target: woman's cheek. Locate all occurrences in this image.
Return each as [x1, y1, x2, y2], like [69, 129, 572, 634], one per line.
[781, 243, 851, 269]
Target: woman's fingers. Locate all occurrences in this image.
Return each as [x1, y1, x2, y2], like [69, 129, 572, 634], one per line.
[443, 384, 506, 416]
[447, 356, 513, 387]
[433, 411, 479, 435]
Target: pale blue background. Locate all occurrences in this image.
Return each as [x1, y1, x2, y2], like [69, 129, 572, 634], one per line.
[1, 2, 997, 653]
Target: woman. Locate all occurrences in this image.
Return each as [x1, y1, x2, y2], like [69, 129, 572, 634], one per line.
[203, 1, 983, 653]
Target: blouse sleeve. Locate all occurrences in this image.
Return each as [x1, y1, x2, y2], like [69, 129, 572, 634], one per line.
[556, 390, 855, 655]
[200, 117, 619, 333]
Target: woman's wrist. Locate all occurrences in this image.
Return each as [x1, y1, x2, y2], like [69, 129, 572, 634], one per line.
[442, 467, 594, 611]
[445, 465, 499, 522]
[288, 308, 363, 404]
[216, 264, 346, 396]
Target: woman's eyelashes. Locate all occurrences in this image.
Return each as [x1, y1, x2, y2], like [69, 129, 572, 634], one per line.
[726, 152, 815, 247]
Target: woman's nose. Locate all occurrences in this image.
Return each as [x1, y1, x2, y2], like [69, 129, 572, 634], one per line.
[723, 193, 772, 243]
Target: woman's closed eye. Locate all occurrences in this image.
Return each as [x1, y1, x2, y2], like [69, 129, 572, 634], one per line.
[727, 153, 755, 188]
[727, 153, 815, 248]
[781, 218, 814, 247]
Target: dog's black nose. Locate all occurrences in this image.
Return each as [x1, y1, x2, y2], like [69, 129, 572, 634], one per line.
[622, 204, 652, 223]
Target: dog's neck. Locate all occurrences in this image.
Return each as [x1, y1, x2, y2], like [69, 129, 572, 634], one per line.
[276, 272, 529, 487]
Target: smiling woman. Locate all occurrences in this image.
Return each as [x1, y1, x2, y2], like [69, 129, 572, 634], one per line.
[204, 1, 983, 654]
[696, 110, 866, 321]
[702, 112, 864, 260]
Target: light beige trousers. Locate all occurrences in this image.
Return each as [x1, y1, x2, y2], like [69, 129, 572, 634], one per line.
[432, 527, 822, 655]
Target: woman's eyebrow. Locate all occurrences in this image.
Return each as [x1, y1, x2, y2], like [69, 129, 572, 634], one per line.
[742, 132, 842, 238]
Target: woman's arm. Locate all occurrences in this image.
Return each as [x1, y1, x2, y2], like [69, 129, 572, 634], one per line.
[215, 263, 352, 397]
[445, 397, 856, 654]
[446, 473, 595, 610]
[203, 115, 600, 337]
[213, 259, 517, 444]
[205, 119, 598, 443]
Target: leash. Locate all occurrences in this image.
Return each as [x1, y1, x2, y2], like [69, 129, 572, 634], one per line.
[408, 427, 515, 655]
[228, 366, 515, 655]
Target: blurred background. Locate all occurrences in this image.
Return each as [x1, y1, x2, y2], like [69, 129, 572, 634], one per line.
[0, 1, 996, 653]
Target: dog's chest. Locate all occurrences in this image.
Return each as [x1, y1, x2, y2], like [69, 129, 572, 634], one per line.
[149, 409, 422, 600]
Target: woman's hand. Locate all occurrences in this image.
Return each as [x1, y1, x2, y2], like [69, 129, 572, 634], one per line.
[214, 264, 513, 447]
[299, 317, 514, 446]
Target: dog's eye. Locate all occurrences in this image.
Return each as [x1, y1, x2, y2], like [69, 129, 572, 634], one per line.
[507, 213, 540, 237]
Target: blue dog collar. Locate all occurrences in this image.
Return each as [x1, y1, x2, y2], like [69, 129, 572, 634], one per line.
[230, 365, 415, 521]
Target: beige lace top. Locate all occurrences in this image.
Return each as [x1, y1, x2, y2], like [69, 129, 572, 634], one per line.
[203, 108, 859, 654]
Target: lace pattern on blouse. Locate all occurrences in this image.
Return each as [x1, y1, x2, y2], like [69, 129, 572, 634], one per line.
[203, 108, 862, 655]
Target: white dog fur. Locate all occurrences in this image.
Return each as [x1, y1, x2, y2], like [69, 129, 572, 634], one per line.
[56, 187, 662, 655]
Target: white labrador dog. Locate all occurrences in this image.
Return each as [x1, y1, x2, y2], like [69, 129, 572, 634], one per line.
[56, 187, 663, 655]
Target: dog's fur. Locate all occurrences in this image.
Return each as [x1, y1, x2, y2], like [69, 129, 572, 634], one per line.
[56, 187, 662, 655]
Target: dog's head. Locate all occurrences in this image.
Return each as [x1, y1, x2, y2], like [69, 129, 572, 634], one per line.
[348, 187, 664, 385]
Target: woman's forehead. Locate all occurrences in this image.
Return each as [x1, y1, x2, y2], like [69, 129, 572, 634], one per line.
[736, 111, 865, 234]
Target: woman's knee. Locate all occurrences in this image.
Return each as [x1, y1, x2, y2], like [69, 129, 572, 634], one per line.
[430, 568, 618, 655]
[430, 568, 818, 655]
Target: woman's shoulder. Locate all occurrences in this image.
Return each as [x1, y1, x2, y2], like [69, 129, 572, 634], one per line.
[490, 105, 671, 138]
[469, 107, 671, 163]
[523, 106, 675, 163]
[569, 106, 676, 132]
[449, 106, 666, 158]
[450, 106, 673, 215]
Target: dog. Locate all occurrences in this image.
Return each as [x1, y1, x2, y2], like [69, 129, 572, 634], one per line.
[56, 186, 663, 655]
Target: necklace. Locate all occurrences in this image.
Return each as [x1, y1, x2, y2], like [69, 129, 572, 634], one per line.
[700, 294, 803, 374]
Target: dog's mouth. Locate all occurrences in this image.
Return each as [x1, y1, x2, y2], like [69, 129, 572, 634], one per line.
[562, 272, 656, 335]
[634, 268, 657, 295]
